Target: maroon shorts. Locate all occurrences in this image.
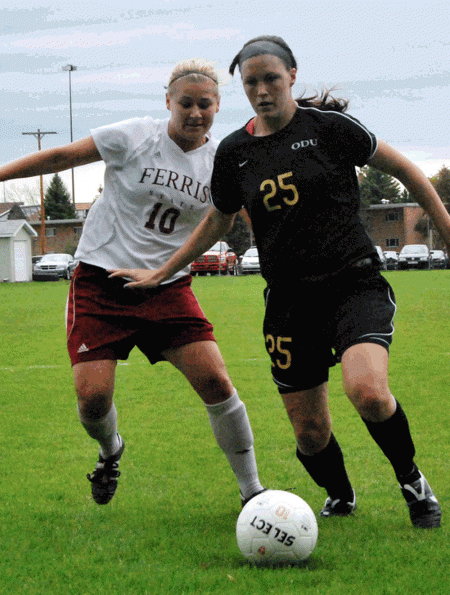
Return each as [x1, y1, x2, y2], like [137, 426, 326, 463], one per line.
[67, 262, 215, 366]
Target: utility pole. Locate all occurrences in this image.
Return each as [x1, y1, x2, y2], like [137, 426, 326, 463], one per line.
[22, 129, 57, 255]
[62, 64, 77, 204]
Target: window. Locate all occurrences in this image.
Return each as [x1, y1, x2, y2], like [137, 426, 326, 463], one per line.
[385, 212, 399, 222]
[45, 228, 56, 237]
[73, 227, 82, 238]
[386, 238, 399, 247]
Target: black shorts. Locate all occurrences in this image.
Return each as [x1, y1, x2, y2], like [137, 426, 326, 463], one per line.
[263, 266, 396, 393]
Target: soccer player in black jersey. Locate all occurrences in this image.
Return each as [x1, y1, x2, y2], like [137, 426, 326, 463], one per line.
[114, 36, 450, 528]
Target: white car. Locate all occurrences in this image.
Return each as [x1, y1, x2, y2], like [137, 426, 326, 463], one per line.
[384, 250, 398, 270]
[375, 246, 387, 270]
[398, 244, 431, 270]
[240, 247, 260, 274]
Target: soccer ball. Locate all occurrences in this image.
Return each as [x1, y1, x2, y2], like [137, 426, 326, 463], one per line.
[236, 490, 318, 565]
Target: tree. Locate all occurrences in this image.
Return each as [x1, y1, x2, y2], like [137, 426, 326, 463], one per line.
[414, 166, 450, 248]
[6, 178, 42, 204]
[224, 212, 254, 256]
[358, 166, 403, 206]
[430, 165, 450, 204]
[44, 173, 76, 219]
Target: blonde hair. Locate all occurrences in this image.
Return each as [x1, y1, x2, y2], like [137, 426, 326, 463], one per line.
[167, 58, 220, 94]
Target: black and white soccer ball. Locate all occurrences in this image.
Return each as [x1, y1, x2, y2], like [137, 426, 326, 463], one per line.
[236, 490, 318, 565]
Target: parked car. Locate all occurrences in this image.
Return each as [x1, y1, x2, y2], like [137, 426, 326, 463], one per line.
[397, 244, 431, 270]
[32, 255, 44, 266]
[33, 253, 77, 280]
[430, 249, 447, 269]
[239, 247, 260, 274]
[383, 250, 398, 270]
[190, 241, 237, 275]
[375, 246, 387, 270]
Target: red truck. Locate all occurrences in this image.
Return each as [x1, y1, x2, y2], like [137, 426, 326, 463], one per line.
[190, 241, 238, 276]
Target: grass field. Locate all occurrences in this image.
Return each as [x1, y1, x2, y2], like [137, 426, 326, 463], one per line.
[0, 271, 449, 594]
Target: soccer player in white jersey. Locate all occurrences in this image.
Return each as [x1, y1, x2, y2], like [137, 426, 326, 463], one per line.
[0, 59, 265, 507]
[113, 38, 450, 529]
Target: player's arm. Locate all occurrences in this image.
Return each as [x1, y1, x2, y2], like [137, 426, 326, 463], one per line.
[0, 136, 102, 182]
[368, 139, 450, 251]
[109, 208, 236, 288]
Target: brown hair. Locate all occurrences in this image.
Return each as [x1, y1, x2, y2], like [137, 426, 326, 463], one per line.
[229, 35, 296, 75]
[296, 88, 349, 113]
[230, 36, 349, 113]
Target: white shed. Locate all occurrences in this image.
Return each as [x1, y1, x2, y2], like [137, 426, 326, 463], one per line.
[0, 220, 37, 282]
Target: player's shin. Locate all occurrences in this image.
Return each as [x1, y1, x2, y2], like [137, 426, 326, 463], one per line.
[296, 432, 354, 501]
[361, 399, 418, 482]
[205, 389, 264, 502]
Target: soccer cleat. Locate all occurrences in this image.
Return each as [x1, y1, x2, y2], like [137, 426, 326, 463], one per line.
[319, 489, 357, 517]
[87, 438, 125, 505]
[400, 471, 441, 528]
[241, 488, 268, 509]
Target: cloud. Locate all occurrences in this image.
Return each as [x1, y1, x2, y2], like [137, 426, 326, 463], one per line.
[8, 23, 240, 50]
[78, 67, 172, 85]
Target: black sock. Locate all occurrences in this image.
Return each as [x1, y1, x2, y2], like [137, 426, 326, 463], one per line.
[296, 433, 354, 501]
[362, 400, 419, 483]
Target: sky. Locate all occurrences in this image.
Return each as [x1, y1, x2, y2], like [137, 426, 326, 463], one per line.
[1, 0, 450, 205]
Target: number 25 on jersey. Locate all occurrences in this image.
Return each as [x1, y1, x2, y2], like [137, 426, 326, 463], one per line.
[261, 172, 299, 212]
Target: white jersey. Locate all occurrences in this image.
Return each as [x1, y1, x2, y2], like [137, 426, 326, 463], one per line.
[75, 117, 218, 283]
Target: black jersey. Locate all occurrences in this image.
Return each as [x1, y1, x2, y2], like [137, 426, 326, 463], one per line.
[211, 106, 378, 284]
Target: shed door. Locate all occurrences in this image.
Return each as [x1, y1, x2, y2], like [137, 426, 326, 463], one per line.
[14, 241, 28, 282]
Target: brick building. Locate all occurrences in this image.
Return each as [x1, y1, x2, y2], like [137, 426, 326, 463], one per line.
[30, 219, 84, 256]
[361, 202, 433, 252]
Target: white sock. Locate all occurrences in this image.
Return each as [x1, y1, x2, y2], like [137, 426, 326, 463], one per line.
[205, 389, 264, 500]
[78, 402, 122, 459]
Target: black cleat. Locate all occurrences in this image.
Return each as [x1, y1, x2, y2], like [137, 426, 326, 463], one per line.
[319, 489, 356, 517]
[400, 471, 441, 528]
[87, 438, 125, 505]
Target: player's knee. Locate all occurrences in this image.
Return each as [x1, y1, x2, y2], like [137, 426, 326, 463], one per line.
[192, 370, 234, 404]
[76, 388, 112, 420]
[345, 376, 390, 421]
[295, 417, 330, 455]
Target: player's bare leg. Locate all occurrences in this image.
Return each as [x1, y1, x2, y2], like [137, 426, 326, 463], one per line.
[341, 343, 395, 422]
[163, 341, 265, 506]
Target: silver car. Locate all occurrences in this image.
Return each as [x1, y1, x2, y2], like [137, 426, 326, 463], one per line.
[240, 247, 260, 274]
[430, 249, 447, 269]
[33, 253, 77, 280]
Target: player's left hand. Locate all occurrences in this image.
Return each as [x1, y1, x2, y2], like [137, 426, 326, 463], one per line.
[108, 268, 165, 288]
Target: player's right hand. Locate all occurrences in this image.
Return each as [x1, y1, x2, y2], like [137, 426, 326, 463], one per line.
[107, 268, 166, 288]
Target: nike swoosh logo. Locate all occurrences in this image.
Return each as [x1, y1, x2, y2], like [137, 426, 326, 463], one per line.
[239, 160, 248, 167]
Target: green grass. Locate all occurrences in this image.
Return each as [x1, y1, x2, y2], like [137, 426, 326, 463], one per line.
[0, 271, 449, 594]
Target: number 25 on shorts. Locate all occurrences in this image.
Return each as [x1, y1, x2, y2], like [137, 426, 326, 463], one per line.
[265, 335, 292, 369]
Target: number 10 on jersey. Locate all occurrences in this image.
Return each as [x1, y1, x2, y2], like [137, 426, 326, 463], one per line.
[145, 202, 181, 235]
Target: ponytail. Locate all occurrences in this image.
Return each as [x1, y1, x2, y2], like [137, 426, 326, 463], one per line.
[296, 88, 349, 113]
